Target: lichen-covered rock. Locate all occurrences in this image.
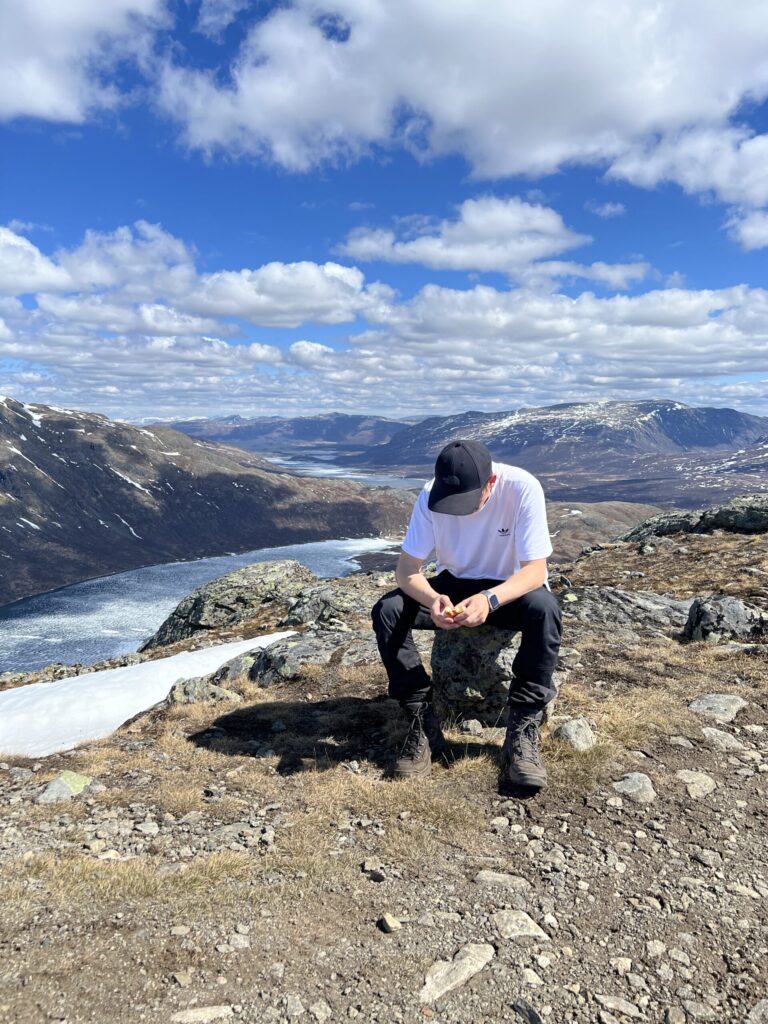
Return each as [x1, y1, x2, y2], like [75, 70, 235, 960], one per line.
[280, 583, 360, 628]
[684, 595, 767, 643]
[430, 626, 521, 724]
[249, 629, 381, 686]
[552, 717, 596, 752]
[562, 587, 690, 632]
[139, 560, 316, 650]
[165, 676, 243, 704]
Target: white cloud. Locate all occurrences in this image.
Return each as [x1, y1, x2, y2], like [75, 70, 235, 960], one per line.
[195, 0, 250, 39]
[340, 197, 648, 288]
[727, 210, 768, 251]
[157, 0, 768, 207]
[0, 228, 72, 294]
[0, 0, 165, 122]
[585, 201, 626, 219]
[340, 197, 591, 273]
[188, 261, 389, 326]
[1, 221, 767, 420]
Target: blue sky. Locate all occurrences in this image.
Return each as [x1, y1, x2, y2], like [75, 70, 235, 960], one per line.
[1, 0, 768, 421]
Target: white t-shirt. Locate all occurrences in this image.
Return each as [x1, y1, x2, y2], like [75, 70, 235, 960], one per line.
[402, 462, 553, 581]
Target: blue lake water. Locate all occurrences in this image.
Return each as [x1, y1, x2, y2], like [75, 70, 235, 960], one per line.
[0, 537, 398, 673]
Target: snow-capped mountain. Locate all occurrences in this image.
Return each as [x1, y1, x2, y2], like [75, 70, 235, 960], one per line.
[0, 398, 412, 608]
[351, 400, 768, 505]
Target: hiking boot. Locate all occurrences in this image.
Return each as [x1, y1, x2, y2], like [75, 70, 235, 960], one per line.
[499, 706, 547, 792]
[423, 703, 447, 762]
[394, 702, 432, 779]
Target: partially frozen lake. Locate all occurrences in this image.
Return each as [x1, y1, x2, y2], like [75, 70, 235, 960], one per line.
[0, 537, 397, 673]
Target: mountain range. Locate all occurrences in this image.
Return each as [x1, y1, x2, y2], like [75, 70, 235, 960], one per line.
[182, 400, 766, 507]
[165, 412, 411, 452]
[0, 398, 412, 609]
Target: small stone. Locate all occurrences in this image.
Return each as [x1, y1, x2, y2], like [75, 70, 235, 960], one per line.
[646, 940, 666, 958]
[135, 820, 160, 836]
[594, 995, 642, 1019]
[86, 838, 106, 853]
[493, 910, 549, 942]
[285, 995, 305, 1017]
[610, 957, 632, 976]
[521, 968, 544, 987]
[474, 870, 531, 892]
[676, 770, 717, 799]
[688, 694, 747, 724]
[378, 913, 402, 933]
[173, 971, 194, 988]
[669, 735, 694, 749]
[682, 1001, 718, 1021]
[228, 933, 250, 950]
[170, 1008, 235, 1023]
[552, 717, 596, 752]
[460, 719, 484, 735]
[665, 1010, 686, 1024]
[701, 727, 745, 751]
[37, 771, 93, 804]
[419, 943, 495, 1004]
[747, 999, 768, 1023]
[171, 925, 191, 937]
[309, 1001, 333, 1023]
[612, 773, 656, 804]
[511, 998, 545, 1024]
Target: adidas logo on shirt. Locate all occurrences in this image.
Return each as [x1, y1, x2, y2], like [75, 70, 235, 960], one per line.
[497, 527, 510, 536]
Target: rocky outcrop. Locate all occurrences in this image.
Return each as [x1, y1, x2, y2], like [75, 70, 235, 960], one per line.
[140, 561, 316, 650]
[431, 626, 521, 725]
[620, 493, 768, 542]
[684, 595, 767, 643]
[561, 587, 691, 632]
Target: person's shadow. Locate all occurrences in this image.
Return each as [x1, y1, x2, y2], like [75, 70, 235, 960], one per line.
[188, 695, 498, 779]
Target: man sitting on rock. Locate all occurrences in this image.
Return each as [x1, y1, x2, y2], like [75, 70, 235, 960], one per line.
[371, 439, 561, 791]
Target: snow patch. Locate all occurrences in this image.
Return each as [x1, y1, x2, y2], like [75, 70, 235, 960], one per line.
[0, 633, 295, 757]
[109, 467, 152, 495]
[18, 517, 41, 530]
[114, 513, 142, 539]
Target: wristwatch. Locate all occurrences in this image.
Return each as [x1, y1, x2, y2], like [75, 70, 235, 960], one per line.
[481, 589, 500, 612]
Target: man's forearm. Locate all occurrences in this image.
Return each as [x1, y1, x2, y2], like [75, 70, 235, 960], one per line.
[395, 568, 441, 608]
[485, 562, 547, 607]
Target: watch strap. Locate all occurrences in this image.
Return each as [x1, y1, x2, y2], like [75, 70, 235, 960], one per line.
[481, 589, 500, 612]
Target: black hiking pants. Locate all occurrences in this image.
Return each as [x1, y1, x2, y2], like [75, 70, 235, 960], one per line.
[371, 571, 562, 708]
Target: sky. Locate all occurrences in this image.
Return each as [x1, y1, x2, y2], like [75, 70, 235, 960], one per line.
[1, 0, 768, 423]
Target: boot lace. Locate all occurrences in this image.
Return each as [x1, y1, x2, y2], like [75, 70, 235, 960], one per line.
[400, 709, 427, 760]
[505, 713, 542, 766]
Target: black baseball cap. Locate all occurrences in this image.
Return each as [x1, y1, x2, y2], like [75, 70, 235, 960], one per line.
[428, 439, 493, 515]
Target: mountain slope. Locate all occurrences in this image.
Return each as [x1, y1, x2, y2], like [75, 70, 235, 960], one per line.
[0, 398, 412, 608]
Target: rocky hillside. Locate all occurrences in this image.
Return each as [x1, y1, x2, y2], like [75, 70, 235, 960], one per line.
[0, 397, 413, 608]
[0, 495, 766, 1022]
[350, 400, 768, 506]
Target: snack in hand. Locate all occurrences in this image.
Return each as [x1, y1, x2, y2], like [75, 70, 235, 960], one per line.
[444, 604, 465, 619]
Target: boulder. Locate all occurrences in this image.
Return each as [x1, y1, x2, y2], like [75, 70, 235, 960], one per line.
[430, 626, 521, 725]
[37, 771, 97, 804]
[684, 595, 767, 643]
[139, 560, 316, 650]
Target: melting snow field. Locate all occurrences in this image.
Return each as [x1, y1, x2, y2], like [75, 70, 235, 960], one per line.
[0, 632, 295, 758]
[0, 538, 398, 672]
